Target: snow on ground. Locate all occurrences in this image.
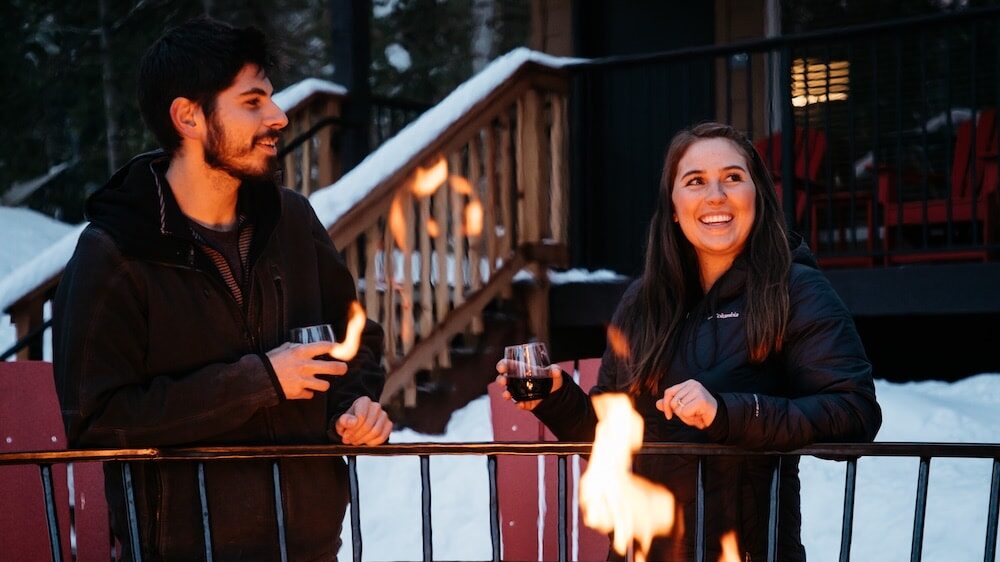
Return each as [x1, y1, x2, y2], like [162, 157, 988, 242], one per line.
[801, 374, 1000, 562]
[347, 375, 1000, 561]
[340, 395, 494, 561]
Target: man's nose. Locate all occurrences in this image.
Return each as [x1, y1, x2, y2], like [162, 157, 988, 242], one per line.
[266, 100, 289, 130]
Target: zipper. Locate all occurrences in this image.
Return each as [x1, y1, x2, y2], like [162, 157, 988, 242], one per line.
[272, 266, 285, 344]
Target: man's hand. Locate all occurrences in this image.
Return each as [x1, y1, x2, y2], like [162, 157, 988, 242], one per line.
[335, 396, 393, 445]
[266, 341, 347, 400]
[655, 379, 718, 430]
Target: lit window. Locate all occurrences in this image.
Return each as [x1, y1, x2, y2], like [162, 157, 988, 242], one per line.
[791, 58, 849, 107]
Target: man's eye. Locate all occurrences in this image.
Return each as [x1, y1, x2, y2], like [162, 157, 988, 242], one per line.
[246, 99, 260, 107]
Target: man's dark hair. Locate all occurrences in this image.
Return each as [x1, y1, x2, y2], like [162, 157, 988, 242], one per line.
[138, 17, 274, 155]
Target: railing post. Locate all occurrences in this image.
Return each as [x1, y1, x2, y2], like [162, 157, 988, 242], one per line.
[39, 464, 63, 562]
[348, 456, 363, 562]
[488, 455, 501, 562]
[766, 457, 782, 562]
[196, 462, 215, 562]
[984, 458, 999, 562]
[910, 457, 931, 562]
[420, 454, 433, 562]
[839, 458, 858, 562]
[9, 297, 45, 360]
[695, 457, 706, 562]
[271, 461, 289, 562]
[557, 455, 568, 562]
[779, 46, 797, 232]
[121, 463, 144, 562]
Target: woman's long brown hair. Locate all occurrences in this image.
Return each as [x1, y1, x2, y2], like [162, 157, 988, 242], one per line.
[620, 122, 792, 395]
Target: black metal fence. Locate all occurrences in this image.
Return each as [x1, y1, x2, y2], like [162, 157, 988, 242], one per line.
[2, 442, 998, 562]
[567, 7, 1000, 272]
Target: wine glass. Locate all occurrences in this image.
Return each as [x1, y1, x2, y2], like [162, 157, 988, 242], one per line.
[503, 342, 553, 401]
[289, 324, 335, 361]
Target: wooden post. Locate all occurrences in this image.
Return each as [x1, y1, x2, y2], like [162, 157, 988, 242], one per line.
[345, 237, 360, 287]
[301, 107, 313, 196]
[549, 93, 569, 244]
[418, 196, 433, 338]
[514, 98, 527, 245]
[364, 225, 381, 326]
[317, 97, 342, 189]
[449, 153, 467, 311]
[10, 297, 45, 360]
[468, 135, 484, 335]
[484, 120, 498, 280]
[401, 192, 415, 356]
[499, 114, 514, 299]
[518, 89, 549, 243]
[433, 176, 451, 369]
[383, 215, 397, 363]
[284, 115, 299, 191]
[525, 266, 551, 344]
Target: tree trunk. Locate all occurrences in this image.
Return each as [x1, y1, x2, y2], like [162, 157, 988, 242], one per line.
[471, 0, 496, 73]
[98, 0, 120, 175]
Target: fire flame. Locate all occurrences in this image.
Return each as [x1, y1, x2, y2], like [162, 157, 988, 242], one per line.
[718, 530, 740, 562]
[330, 301, 367, 361]
[426, 218, 440, 238]
[607, 325, 630, 360]
[389, 193, 408, 251]
[412, 157, 448, 197]
[580, 394, 674, 562]
[449, 174, 474, 195]
[465, 200, 484, 237]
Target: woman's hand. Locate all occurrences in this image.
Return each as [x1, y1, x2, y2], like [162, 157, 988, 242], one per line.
[655, 379, 718, 429]
[494, 360, 563, 411]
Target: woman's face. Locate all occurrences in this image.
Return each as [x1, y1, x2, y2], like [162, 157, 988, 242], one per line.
[670, 137, 757, 270]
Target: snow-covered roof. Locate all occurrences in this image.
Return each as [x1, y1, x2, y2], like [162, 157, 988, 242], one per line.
[309, 47, 584, 230]
[0, 223, 86, 313]
[273, 77, 347, 114]
[0, 207, 74, 280]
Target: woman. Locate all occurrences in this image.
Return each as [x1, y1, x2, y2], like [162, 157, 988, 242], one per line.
[496, 122, 881, 561]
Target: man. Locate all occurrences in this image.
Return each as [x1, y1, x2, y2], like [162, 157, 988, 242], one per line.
[53, 17, 391, 561]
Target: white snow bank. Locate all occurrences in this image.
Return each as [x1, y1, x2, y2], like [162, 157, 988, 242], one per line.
[514, 267, 628, 285]
[801, 374, 1000, 561]
[309, 48, 583, 230]
[273, 78, 347, 114]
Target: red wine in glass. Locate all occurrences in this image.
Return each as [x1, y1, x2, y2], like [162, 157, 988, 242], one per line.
[504, 342, 553, 401]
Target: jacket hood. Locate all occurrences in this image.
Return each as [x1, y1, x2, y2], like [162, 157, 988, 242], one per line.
[85, 150, 282, 264]
[788, 230, 819, 269]
[709, 230, 819, 302]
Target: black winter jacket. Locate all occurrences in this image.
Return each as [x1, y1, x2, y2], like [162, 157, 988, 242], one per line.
[533, 237, 881, 562]
[53, 152, 385, 561]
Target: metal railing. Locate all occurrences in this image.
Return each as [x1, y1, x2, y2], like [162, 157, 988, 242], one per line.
[566, 7, 1000, 270]
[2, 442, 998, 562]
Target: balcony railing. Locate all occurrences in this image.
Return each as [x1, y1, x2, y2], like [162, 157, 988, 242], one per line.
[2, 442, 998, 562]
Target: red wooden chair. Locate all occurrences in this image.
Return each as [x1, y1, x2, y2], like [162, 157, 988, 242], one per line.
[489, 358, 609, 561]
[878, 108, 999, 263]
[754, 127, 828, 224]
[0, 362, 111, 562]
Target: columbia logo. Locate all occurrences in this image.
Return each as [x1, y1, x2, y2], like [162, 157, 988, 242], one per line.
[714, 311, 740, 319]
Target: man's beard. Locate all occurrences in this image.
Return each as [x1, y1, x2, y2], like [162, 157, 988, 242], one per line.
[203, 114, 279, 184]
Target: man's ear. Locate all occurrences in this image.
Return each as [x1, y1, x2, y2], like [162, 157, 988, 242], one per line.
[169, 97, 204, 142]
